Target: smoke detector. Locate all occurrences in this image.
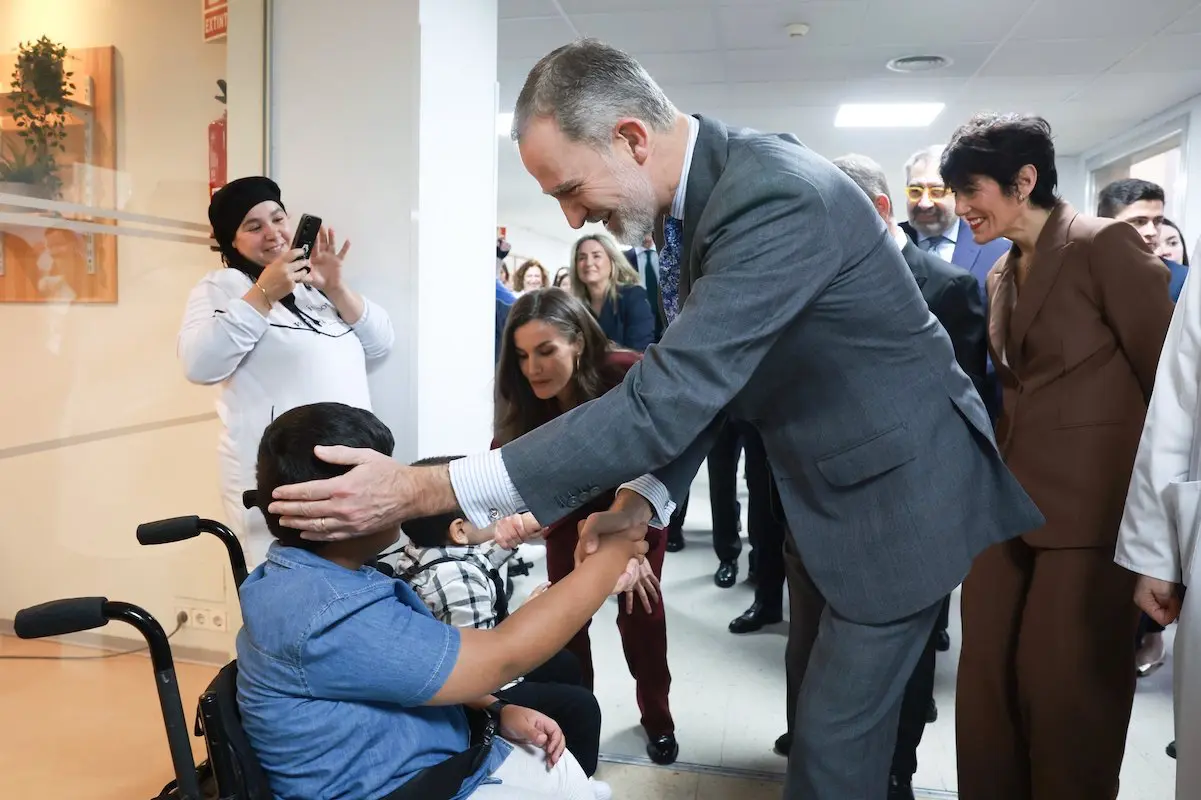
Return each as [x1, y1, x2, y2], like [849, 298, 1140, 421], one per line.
[785, 22, 810, 38]
[886, 54, 952, 73]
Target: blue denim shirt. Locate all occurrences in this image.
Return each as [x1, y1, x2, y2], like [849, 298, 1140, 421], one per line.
[236, 543, 510, 799]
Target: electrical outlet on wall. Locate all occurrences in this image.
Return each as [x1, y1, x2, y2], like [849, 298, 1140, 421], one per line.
[177, 605, 228, 632]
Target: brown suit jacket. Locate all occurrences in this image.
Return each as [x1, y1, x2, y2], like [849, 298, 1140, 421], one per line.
[986, 202, 1174, 549]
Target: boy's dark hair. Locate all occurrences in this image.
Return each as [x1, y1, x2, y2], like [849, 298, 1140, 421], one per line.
[1096, 178, 1165, 219]
[398, 456, 468, 548]
[940, 112, 1059, 210]
[255, 402, 395, 551]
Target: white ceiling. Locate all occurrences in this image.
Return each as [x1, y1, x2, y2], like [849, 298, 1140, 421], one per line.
[497, 0, 1201, 242]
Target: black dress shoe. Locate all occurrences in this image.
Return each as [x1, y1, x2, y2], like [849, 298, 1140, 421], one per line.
[926, 698, 938, 723]
[935, 630, 951, 652]
[666, 536, 685, 553]
[888, 775, 915, 800]
[647, 734, 679, 765]
[715, 560, 738, 588]
[729, 601, 783, 634]
[773, 732, 792, 756]
[1168, 740, 1177, 759]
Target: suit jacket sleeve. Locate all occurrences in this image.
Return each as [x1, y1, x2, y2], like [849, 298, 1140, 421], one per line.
[498, 160, 843, 526]
[619, 285, 656, 353]
[1092, 223, 1175, 401]
[932, 272, 988, 400]
[1116, 268, 1200, 584]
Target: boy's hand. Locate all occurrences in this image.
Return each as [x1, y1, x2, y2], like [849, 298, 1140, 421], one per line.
[498, 705, 566, 766]
[526, 581, 552, 601]
[492, 512, 544, 550]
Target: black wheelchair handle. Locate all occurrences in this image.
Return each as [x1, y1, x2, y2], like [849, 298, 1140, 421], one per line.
[136, 515, 202, 545]
[14, 597, 109, 639]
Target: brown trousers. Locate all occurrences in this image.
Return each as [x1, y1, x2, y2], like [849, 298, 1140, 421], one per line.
[956, 538, 1140, 800]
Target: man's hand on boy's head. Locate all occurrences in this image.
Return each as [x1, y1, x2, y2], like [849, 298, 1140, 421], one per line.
[268, 446, 457, 539]
[491, 513, 543, 550]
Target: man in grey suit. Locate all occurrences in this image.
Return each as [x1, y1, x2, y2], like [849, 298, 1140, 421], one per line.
[269, 40, 1044, 799]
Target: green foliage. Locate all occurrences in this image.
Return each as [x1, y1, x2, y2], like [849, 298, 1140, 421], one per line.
[2, 36, 74, 196]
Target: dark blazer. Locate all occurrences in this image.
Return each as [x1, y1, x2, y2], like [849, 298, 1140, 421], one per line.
[624, 248, 665, 341]
[902, 217, 1012, 422]
[985, 203, 1174, 550]
[501, 114, 1043, 623]
[900, 218, 1011, 290]
[901, 238, 987, 402]
[592, 283, 656, 352]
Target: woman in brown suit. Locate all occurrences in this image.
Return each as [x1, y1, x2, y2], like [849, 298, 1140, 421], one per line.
[940, 113, 1175, 799]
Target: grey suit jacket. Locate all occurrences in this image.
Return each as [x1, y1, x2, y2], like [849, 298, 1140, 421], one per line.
[501, 115, 1044, 623]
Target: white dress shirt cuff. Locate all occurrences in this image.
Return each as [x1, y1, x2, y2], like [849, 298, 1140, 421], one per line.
[448, 451, 527, 529]
[620, 475, 676, 529]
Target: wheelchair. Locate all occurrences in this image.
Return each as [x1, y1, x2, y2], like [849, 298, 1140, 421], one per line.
[15, 516, 271, 800]
[15, 515, 496, 800]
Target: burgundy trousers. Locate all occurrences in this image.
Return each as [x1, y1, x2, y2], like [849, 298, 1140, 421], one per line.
[545, 524, 674, 737]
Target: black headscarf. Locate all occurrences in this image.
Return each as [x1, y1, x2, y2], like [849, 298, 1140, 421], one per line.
[208, 176, 303, 317]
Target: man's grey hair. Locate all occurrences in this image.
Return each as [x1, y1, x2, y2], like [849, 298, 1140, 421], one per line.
[904, 145, 945, 183]
[832, 154, 892, 212]
[511, 38, 677, 146]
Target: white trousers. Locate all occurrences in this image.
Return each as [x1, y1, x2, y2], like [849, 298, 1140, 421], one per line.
[471, 741, 593, 799]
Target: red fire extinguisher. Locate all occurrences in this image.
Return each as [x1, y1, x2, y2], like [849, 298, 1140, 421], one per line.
[209, 80, 228, 200]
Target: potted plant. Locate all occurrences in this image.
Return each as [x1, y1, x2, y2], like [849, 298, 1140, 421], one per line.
[1, 36, 74, 200]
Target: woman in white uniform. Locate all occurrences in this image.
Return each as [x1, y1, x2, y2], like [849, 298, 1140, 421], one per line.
[179, 177, 394, 567]
[1117, 267, 1200, 799]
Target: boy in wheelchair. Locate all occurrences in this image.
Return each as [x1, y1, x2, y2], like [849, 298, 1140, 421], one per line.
[239, 402, 644, 799]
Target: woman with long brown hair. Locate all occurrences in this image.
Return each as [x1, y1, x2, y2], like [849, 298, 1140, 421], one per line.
[494, 287, 679, 765]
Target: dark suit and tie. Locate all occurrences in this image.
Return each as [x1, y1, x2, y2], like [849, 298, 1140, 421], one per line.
[624, 246, 665, 342]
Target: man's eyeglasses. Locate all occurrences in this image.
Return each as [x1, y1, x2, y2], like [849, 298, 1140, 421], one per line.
[906, 184, 953, 201]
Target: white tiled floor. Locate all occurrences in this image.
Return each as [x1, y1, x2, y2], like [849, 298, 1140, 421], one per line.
[510, 467, 1179, 798]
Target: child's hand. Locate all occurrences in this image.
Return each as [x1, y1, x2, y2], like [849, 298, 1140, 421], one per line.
[499, 705, 566, 766]
[526, 581, 552, 601]
[492, 512, 543, 549]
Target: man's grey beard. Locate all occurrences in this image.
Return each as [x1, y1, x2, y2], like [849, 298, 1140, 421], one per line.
[909, 209, 955, 239]
[605, 159, 659, 246]
[606, 202, 657, 246]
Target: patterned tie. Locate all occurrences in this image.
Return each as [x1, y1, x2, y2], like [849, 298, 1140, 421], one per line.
[923, 235, 945, 253]
[659, 216, 683, 323]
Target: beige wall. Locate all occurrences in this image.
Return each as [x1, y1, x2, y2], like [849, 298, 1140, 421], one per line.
[0, 0, 266, 658]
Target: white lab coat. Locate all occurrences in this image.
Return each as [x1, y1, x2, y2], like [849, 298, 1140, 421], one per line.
[178, 268, 394, 568]
[1116, 265, 1200, 799]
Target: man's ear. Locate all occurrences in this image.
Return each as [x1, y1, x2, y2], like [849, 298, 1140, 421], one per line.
[614, 118, 652, 164]
[448, 519, 470, 546]
[874, 193, 893, 223]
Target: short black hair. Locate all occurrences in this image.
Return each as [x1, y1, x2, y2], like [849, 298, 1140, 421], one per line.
[398, 456, 468, 548]
[1097, 178, 1165, 219]
[254, 402, 395, 551]
[940, 113, 1059, 210]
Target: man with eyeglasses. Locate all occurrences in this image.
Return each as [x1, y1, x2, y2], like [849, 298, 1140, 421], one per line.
[900, 145, 1011, 293]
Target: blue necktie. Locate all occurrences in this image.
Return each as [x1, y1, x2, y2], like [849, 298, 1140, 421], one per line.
[923, 235, 945, 253]
[659, 216, 683, 323]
